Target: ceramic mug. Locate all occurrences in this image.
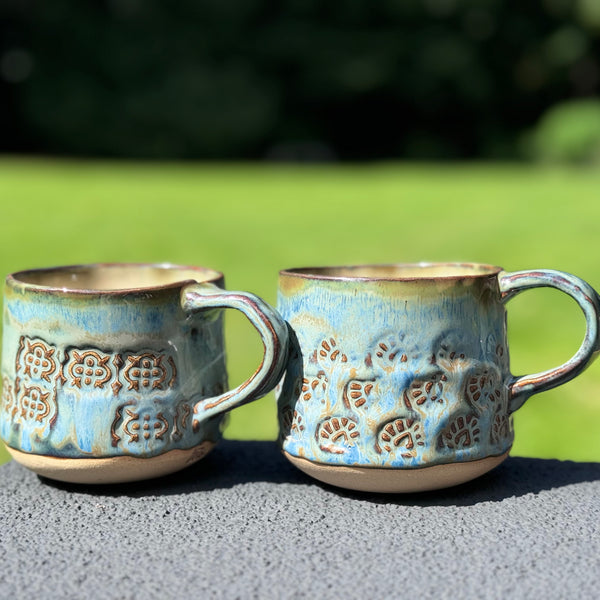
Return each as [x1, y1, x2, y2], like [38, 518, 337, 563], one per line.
[0, 263, 288, 484]
[276, 263, 600, 493]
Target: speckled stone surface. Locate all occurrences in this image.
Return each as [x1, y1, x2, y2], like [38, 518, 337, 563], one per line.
[1, 441, 599, 599]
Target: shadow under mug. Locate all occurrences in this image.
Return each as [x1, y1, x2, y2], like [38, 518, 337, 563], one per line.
[0, 263, 288, 484]
[276, 263, 600, 493]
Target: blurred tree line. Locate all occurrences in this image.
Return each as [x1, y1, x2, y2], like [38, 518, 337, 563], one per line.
[1, 0, 599, 160]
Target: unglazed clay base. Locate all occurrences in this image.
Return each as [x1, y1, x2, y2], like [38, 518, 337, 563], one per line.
[6, 442, 215, 484]
[284, 451, 510, 493]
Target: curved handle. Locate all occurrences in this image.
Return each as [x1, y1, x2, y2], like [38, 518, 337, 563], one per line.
[500, 269, 600, 413]
[182, 283, 289, 420]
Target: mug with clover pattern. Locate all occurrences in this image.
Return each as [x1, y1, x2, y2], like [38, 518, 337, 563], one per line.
[276, 263, 600, 493]
[0, 263, 288, 484]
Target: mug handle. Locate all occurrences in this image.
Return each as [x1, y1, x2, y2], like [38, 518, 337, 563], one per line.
[181, 282, 289, 422]
[499, 269, 600, 413]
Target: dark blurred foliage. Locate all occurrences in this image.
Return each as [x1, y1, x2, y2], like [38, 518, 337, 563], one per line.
[1, 0, 599, 160]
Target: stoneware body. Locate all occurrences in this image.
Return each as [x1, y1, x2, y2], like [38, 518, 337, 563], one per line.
[277, 264, 600, 492]
[1, 264, 288, 484]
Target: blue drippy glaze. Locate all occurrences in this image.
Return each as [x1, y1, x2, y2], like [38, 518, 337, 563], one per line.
[1, 264, 289, 468]
[277, 264, 600, 471]
[1, 282, 226, 459]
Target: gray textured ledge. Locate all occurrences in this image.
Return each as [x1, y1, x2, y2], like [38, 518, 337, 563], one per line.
[1, 441, 599, 599]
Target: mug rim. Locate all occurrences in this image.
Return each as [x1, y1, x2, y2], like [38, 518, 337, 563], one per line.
[6, 262, 224, 295]
[279, 262, 503, 282]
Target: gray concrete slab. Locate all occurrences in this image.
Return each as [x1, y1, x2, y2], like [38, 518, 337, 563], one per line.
[0, 441, 599, 600]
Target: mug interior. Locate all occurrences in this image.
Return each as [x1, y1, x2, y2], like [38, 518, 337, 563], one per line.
[281, 263, 502, 281]
[10, 263, 223, 292]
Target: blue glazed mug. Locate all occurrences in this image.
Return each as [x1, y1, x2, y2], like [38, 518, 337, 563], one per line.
[276, 263, 600, 493]
[1, 263, 288, 484]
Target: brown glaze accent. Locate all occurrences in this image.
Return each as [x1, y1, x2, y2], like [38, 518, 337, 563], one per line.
[111, 401, 135, 447]
[111, 355, 123, 395]
[124, 353, 170, 391]
[21, 339, 57, 382]
[67, 349, 112, 389]
[409, 373, 447, 406]
[318, 416, 360, 453]
[167, 356, 178, 388]
[440, 414, 481, 449]
[343, 380, 375, 409]
[376, 418, 424, 456]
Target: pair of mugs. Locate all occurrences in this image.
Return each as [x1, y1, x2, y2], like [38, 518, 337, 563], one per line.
[1, 262, 599, 493]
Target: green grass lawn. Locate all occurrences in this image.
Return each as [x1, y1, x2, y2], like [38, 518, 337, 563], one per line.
[1, 157, 600, 466]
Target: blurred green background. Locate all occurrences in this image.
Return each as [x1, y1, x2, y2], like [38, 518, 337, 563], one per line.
[1, 1, 600, 466]
[0, 160, 599, 466]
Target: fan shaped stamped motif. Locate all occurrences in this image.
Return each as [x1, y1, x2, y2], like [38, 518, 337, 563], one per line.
[375, 418, 424, 458]
[317, 416, 360, 454]
[466, 368, 503, 412]
[491, 410, 513, 445]
[440, 414, 480, 449]
[300, 371, 328, 401]
[316, 338, 348, 365]
[343, 379, 375, 409]
[280, 406, 305, 437]
[404, 373, 447, 409]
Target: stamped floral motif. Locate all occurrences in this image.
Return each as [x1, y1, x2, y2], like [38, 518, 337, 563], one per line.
[375, 418, 424, 457]
[439, 414, 481, 449]
[66, 349, 113, 390]
[343, 379, 375, 409]
[433, 331, 474, 372]
[491, 410, 513, 445]
[368, 335, 409, 371]
[301, 371, 328, 402]
[316, 338, 348, 365]
[317, 416, 359, 454]
[17, 384, 55, 423]
[465, 368, 503, 411]
[123, 353, 177, 391]
[405, 373, 447, 408]
[16, 337, 58, 383]
[112, 401, 169, 445]
[280, 407, 306, 438]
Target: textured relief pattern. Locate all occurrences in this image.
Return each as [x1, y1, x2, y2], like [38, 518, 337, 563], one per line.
[317, 416, 359, 454]
[280, 327, 513, 468]
[66, 350, 113, 389]
[301, 371, 328, 402]
[111, 400, 192, 448]
[376, 418, 424, 457]
[343, 380, 375, 409]
[123, 353, 177, 391]
[3, 335, 182, 450]
[316, 338, 348, 365]
[17, 338, 58, 382]
[405, 373, 447, 407]
[9, 337, 59, 436]
[2, 376, 16, 417]
[439, 414, 481, 449]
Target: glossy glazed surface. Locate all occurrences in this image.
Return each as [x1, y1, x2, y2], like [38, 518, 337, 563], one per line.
[1, 263, 289, 482]
[278, 264, 514, 471]
[1, 265, 227, 461]
[277, 263, 600, 484]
